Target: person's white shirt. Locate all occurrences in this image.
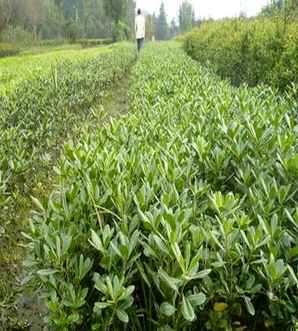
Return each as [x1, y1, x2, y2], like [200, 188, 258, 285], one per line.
[135, 14, 145, 39]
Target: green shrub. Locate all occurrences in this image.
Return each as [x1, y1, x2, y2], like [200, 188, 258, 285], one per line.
[39, 39, 67, 47]
[0, 43, 19, 57]
[115, 21, 131, 41]
[64, 20, 80, 43]
[25, 44, 298, 331]
[0, 25, 38, 47]
[184, 18, 298, 93]
[173, 34, 187, 42]
[79, 38, 113, 48]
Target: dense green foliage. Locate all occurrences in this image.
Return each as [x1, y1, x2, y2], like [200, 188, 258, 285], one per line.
[79, 38, 113, 48]
[25, 43, 298, 330]
[156, 2, 169, 40]
[184, 19, 298, 93]
[0, 43, 19, 57]
[261, 0, 298, 18]
[154, 0, 196, 40]
[0, 46, 111, 93]
[0, 0, 186, 45]
[0, 0, 136, 44]
[179, 0, 195, 33]
[0, 43, 134, 224]
[0, 42, 134, 330]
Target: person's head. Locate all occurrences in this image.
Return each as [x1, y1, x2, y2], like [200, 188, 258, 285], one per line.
[137, 8, 141, 15]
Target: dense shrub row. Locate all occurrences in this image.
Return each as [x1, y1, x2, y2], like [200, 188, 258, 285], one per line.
[0, 44, 134, 218]
[39, 39, 68, 47]
[184, 19, 298, 93]
[0, 43, 19, 57]
[0, 47, 111, 93]
[25, 44, 298, 330]
[79, 38, 113, 48]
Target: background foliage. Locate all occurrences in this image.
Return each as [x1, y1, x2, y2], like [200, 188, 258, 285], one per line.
[184, 17, 298, 94]
[0, 0, 136, 45]
[0, 0, 197, 46]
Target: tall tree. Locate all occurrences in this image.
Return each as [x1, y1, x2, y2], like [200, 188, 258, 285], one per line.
[126, 0, 136, 39]
[261, 0, 298, 16]
[145, 13, 156, 41]
[0, 0, 130, 43]
[156, 1, 168, 40]
[103, 0, 128, 24]
[41, 0, 64, 38]
[79, 0, 110, 38]
[0, 0, 18, 35]
[25, 0, 43, 38]
[103, 0, 128, 40]
[261, 0, 283, 16]
[169, 18, 179, 38]
[179, 0, 195, 33]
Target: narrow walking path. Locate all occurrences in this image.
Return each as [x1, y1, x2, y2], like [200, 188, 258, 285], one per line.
[101, 69, 132, 120]
[1, 70, 133, 331]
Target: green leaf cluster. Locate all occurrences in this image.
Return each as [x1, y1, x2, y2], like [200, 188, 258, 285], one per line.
[25, 43, 298, 330]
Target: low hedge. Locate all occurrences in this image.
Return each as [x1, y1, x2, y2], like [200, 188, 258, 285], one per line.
[39, 39, 68, 47]
[0, 43, 19, 57]
[79, 38, 113, 48]
[184, 18, 298, 93]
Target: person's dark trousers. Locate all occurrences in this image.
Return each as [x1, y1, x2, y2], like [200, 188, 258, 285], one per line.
[137, 38, 144, 53]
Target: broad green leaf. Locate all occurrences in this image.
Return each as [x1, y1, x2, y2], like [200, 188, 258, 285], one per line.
[31, 196, 44, 211]
[37, 269, 58, 276]
[126, 285, 135, 296]
[181, 295, 195, 322]
[160, 302, 176, 316]
[171, 243, 185, 273]
[244, 296, 255, 316]
[116, 309, 129, 323]
[188, 292, 206, 307]
[159, 269, 181, 292]
[89, 230, 103, 252]
[194, 269, 211, 279]
[94, 302, 111, 311]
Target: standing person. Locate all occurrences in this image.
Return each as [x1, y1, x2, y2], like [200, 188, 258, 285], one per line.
[135, 9, 145, 54]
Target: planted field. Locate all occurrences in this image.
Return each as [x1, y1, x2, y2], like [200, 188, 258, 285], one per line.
[25, 43, 298, 331]
[0, 43, 135, 328]
[0, 45, 113, 93]
[0, 43, 134, 213]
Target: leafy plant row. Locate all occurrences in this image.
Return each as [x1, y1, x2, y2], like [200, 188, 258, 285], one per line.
[0, 43, 20, 58]
[25, 43, 298, 331]
[79, 39, 113, 48]
[184, 18, 298, 94]
[0, 43, 134, 222]
[0, 45, 113, 93]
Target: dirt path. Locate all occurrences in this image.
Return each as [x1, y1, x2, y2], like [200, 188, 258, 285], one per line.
[101, 69, 132, 119]
[0, 70, 133, 331]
